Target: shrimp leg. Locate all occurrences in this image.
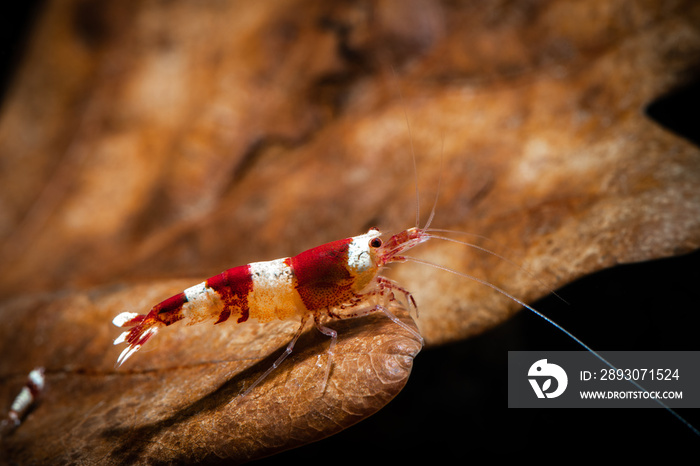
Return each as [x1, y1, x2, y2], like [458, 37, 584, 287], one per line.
[236, 316, 310, 401]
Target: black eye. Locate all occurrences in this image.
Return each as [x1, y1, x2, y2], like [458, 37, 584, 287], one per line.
[369, 238, 382, 248]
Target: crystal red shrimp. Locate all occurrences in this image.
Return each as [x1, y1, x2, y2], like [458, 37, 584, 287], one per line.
[1, 367, 45, 436]
[112, 226, 427, 395]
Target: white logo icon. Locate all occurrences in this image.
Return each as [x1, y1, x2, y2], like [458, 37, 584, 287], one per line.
[528, 359, 568, 399]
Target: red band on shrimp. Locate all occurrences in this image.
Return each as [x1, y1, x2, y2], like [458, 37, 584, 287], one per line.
[155, 292, 188, 325]
[291, 238, 353, 310]
[206, 265, 253, 324]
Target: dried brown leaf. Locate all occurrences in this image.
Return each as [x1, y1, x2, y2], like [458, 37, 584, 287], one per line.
[2, 0, 700, 461]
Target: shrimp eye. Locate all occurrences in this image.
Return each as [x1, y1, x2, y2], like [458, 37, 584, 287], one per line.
[369, 238, 382, 248]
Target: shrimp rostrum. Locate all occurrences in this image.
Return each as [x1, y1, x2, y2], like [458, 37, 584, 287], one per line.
[113, 227, 429, 395]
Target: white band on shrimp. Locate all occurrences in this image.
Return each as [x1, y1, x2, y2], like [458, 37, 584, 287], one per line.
[347, 229, 382, 274]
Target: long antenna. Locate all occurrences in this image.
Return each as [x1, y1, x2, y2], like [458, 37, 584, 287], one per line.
[403, 254, 700, 437]
[390, 66, 421, 229]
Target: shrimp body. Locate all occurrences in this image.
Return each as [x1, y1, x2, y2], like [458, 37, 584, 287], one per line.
[113, 228, 426, 369]
[1, 367, 45, 435]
